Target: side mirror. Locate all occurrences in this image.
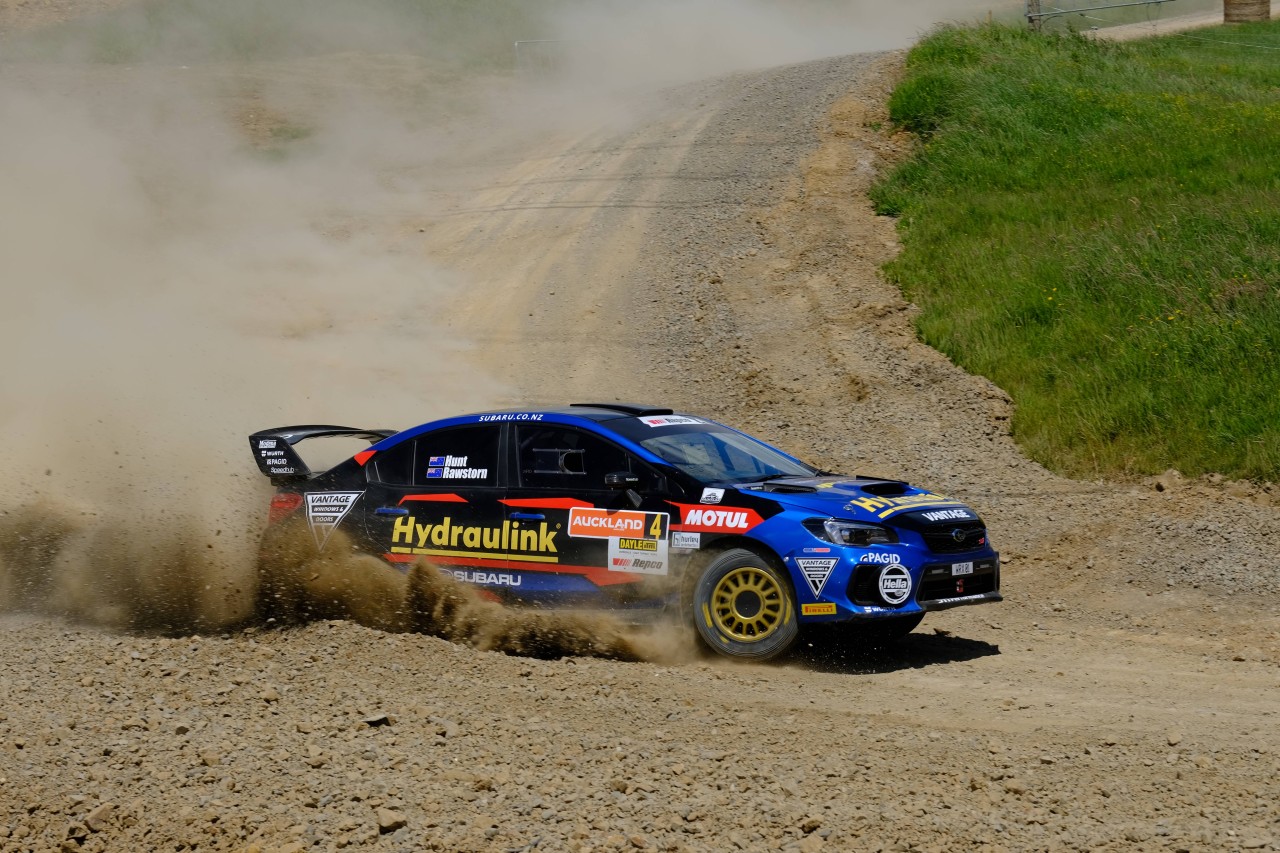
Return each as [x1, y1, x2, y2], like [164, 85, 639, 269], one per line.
[605, 471, 643, 508]
[604, 471, 640, 490]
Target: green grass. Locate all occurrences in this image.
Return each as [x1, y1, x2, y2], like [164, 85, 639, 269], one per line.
[872, 20, 1280, 481]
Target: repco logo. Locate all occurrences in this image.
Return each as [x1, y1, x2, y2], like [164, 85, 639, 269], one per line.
[673, 505, 765, 534]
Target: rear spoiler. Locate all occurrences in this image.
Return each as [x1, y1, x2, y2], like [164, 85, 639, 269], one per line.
[249, 425, 397, 484]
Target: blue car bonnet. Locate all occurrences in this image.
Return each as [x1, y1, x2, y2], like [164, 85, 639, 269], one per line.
[732, 477, 976, 523]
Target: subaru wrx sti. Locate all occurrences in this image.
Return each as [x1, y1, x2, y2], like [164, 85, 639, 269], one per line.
[250, 403, 1001, 660]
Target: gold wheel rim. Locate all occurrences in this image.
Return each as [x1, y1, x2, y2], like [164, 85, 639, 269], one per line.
[710, 566, 784, 643]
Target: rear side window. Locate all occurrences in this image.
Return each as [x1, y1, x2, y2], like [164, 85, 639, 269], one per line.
[371, 439, 417, 486]
[516, 425, 631, 490]
[370, 426, 499, 487]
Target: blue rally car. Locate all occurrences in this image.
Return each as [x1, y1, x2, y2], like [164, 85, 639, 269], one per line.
[250, 403, 1001, 660]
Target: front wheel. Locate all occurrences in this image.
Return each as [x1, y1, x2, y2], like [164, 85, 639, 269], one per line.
[690, 549, 798, 661]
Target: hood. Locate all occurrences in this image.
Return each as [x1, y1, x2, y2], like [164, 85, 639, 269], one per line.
[733, 476, 975, 524]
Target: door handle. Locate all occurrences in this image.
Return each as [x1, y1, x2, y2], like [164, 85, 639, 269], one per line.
[375, 507, 410, 516]
[509, 512, 545, 520]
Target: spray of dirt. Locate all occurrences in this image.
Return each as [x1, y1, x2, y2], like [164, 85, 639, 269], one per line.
[403, 562, 661, 661]
[254, 523, 692, 662]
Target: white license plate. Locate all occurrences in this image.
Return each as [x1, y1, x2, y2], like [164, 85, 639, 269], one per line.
[951, 562, 974, 576]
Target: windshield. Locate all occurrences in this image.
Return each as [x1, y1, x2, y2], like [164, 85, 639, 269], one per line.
[640, 428, 816, 484]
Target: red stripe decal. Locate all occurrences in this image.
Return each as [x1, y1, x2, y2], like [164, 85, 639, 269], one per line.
[500, 497, 595, 509]
[381, 554, 638, 586]
[354, 450, 376, 467]
[398, 493, 468, 504]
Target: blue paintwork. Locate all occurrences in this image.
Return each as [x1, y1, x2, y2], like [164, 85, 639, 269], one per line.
[341, 406, 1000, 621]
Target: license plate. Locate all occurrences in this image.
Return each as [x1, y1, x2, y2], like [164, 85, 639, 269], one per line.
[951, 561, 974, 576]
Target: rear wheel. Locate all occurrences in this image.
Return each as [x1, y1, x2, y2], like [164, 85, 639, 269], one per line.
[690, 548, 797, 661]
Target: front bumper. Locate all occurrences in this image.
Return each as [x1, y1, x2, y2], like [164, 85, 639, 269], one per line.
[919, 589, 1004, 611]
[788, 550, 1002, 622]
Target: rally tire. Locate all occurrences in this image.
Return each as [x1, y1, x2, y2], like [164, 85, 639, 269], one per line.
[690, 548, 798, 661]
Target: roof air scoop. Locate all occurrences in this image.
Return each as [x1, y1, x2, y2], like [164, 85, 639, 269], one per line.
[569, 403, 675, 417]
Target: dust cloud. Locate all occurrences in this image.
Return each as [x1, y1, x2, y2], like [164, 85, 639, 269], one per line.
[0, 0, 1013, 655]
[521, 0, 1226, 112]
[0, 2, 504, 634]
[546, 0, 1012, 93]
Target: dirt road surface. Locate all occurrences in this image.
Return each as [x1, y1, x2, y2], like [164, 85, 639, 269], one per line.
[2, 5, 1279, 853]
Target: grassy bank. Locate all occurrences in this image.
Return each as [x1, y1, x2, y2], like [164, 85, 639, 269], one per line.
[872, 20, 1280, 480]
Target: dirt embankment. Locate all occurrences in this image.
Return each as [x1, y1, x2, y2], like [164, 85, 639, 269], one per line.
[1, 7, 1278, 853]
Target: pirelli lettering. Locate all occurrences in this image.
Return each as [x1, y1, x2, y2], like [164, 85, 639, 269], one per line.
[390, 515, 558, 562]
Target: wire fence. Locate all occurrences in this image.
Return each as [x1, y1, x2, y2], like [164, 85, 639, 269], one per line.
[1026, 0, 1179, 29]
[1174, 31, 1280, 48]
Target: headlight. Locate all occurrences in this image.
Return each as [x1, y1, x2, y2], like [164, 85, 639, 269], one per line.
[804, 518, 898, 546]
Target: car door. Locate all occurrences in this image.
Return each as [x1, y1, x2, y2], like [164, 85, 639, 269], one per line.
[363, 424, 514, 589]
[503, 423, 675, 601]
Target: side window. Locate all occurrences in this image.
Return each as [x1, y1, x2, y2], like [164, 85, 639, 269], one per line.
[370, 439, 416, 486]
[370, 426, 499, 487]
[516, 425, 632, 491]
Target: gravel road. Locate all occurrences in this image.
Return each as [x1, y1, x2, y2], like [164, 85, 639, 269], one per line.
[2, 8, 1279, 853]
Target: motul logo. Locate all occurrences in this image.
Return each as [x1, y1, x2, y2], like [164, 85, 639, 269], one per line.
[683, 509, 749, 528]
[670, 503, 764, 534]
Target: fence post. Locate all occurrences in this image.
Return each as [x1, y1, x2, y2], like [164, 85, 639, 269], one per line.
[1027, 0, 1044, 30]
[1224, 0, 1271, 22]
